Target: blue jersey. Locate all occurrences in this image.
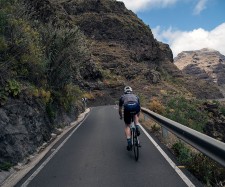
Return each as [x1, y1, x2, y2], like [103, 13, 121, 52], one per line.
[119, 93, 140, 107]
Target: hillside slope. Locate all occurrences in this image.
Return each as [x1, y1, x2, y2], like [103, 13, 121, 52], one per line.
[50, 0, 222, 102]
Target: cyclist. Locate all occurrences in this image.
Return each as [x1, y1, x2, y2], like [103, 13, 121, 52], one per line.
[119, 86, 141, 151]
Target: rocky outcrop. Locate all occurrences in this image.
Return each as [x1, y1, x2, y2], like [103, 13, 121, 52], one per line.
[61, 0, 173, 64]
[203, 102, 225, 142]
[145, 69, 161, 84]
[174, 48, 225, 97]
[0, 93, 52, 165]
[0, 92, 81, 166]
[59, 0, 223, 100]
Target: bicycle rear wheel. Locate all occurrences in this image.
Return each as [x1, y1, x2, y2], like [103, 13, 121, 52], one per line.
[132, 129, 139, 161]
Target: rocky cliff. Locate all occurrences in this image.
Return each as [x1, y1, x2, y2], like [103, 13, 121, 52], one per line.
[174, 48, 225, 97]
[57, 0, 223, 100]
[19, 0, 223, 101]
[0, 92, 82, 166]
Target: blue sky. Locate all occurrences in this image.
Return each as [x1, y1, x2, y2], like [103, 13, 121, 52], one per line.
[117, 0, 225, 57]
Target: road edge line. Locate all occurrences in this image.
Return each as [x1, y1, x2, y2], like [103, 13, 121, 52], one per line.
[139, 125, 195, 187]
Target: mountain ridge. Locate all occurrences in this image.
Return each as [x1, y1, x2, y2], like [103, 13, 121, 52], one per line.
[174, 48, 225, 97]
[56, 0, 223, 101]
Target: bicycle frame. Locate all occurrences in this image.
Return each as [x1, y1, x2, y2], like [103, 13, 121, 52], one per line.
[130, 115, 139, 161]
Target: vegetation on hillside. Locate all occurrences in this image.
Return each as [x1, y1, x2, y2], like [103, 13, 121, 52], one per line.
[172, 141, 225, 186]
[0, 0, 90, 114]
[163, 96, 208, 132]
[146, 97, 225, 186]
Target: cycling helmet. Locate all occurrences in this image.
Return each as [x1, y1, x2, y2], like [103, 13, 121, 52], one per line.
[124, 86, 132, 94]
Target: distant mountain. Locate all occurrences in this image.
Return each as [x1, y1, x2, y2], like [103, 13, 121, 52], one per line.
[174, 48, 225, 97]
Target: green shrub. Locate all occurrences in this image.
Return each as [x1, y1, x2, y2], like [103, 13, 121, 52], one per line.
[172, 141, 192, 164]
[29, 85, 51, 102]
[0, 89, 8, 105]
[9, 17, 45, 83]
[220, 106, 225, 116]
[0, 162, 12, 171]
[172, 140, 225, 186]
[57, 84, 83, 111]
[164, 96, 208, 132]
[0, 0, 46, 86]
[0, 36, 7, 51]
[46, 101, 56, 120]
[5, 79, 21, 97]
[189, 154, 225, 186]
[151, 123, 160, 132]
[0, 0, 88, 116]
[41, 25, 89, 91]
[0, 0, 14, 34]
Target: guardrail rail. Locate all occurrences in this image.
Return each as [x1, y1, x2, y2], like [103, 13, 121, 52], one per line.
[141, 107, 225, 167]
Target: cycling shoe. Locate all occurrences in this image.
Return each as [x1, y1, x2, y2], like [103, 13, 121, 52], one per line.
[136, 128, 140, 136]
[127, 144, 132, 151]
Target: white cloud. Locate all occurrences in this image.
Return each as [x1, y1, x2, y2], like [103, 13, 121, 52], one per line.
[116, 0, 179, 12]
[118, 0, 209, 15]
[193, 0, 208, 15]
[152, 23, 225, 57]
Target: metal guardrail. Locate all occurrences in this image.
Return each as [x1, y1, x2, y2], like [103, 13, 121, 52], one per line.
[141, 107, 225, 167]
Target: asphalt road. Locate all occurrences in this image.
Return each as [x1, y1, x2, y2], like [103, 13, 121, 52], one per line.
[16, 106, 193, 187]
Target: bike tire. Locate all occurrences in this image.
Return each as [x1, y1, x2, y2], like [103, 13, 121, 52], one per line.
[133, 129, 139, 161]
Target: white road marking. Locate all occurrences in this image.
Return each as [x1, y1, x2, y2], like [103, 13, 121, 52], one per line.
[139, 125, 195, 187]
[114, 105, 119, 110]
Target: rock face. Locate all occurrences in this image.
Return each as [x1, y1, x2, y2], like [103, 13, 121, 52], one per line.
[59, 0, 224, 100]
[174, 48, 225, 97]
[0, 94, 52, 165]
[0, 92, 81, 166]
[21, 0, 222, 100]
[60, 0, 173, 73]
[203, 102, 225, 142]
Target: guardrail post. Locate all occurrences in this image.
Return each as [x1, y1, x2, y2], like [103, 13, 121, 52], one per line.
[144, 113, 147, 121]
[143, 112, 168, 138]
[162, 127, 168, 138]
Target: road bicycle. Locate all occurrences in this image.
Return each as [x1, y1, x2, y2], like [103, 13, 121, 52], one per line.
[130, 112, 140, 161]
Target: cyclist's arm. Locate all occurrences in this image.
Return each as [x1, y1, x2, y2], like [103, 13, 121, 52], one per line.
[137, 95, 140, 105]
[119, 106, 123, 119]
[119, 97, 123, 118]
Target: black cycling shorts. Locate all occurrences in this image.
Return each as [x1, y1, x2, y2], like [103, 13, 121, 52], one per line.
[123, 102, 140, 124]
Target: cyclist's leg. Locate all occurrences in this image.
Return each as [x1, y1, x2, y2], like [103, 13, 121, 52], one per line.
[134, 113, 140, 125]
[125, 125, 132, 150]
[134, 104, 141, 136]
[124, 110, 132, 150]
[134, 114, 141, 136]
[124, 124, 131, 139]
